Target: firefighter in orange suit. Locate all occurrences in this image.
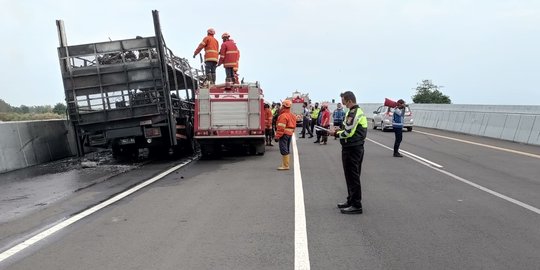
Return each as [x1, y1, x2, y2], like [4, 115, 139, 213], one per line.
[274, 100, 297, 170]
[217, 32, 240, 83]
[193, 28, 219, 84]
[264, 103, 274, 146]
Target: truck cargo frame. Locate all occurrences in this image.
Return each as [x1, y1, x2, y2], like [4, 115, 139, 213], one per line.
[56, 10, 200, 158]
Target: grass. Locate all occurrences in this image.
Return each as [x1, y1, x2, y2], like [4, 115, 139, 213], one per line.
[0, 112, 65, 122]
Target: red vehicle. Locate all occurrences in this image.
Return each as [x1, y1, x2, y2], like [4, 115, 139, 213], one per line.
[287, 91, 309, 126]
[194, 82, 266, 156]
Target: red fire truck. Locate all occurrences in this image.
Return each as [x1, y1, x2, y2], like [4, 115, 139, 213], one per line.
[287, 91, 309, 126]
[194, 82, 266, 157]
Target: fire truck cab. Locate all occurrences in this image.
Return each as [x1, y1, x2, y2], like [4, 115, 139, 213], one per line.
[288, 91, 309, 127]
[194, 82, 266, 157]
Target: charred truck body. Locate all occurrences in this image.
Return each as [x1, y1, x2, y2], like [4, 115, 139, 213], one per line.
[56, 11, 199, 159]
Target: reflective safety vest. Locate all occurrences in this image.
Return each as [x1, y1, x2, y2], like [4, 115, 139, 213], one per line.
[218, 39, 240, 68]
[310, 108, 320, 119]
[194, 35, 219, 62]
[275, 108, 297, 139]
[337, 105, 367, 147]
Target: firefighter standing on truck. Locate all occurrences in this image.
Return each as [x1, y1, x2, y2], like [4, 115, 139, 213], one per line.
[193, 28, 219, 85]
[233, 63, 240, 84]
[218, 32, 240, 83]
[274, 100, 296, 170]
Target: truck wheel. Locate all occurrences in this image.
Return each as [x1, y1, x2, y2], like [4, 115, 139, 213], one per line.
[183, 135, 196, 156]
[254, 142, 265, 156]
[199, 144, 212, 159]
[112, 144, 136, 161]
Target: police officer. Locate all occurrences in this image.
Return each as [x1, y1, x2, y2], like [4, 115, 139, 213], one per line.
[329, 91, 368, 214]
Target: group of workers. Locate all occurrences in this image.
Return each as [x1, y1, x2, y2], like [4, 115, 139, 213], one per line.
[263, 94, 407, 216]
[194, 28, 240, 85]
[265, 92, 368, 214]
[193, 27, 408, 215]
[300, 102, 346, 144]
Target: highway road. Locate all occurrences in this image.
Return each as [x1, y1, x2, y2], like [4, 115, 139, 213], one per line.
[1, 126, 539, 269]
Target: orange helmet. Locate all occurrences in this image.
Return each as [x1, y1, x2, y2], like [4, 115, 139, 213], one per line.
[282, 100, 292, 108]
[221, 32, 230, 39]
[207, 28, 215, 35]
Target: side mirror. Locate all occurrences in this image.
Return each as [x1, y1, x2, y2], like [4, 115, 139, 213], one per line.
[373, 111, 378, 114]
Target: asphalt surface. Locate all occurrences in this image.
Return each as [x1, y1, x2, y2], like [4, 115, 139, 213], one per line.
[1, 126, 540, 269]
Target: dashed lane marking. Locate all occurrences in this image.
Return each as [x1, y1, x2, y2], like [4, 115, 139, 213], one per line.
[367, 138, 443, 168]
[367, 138, 540, 216]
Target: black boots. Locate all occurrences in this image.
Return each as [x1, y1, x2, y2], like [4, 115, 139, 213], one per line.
[341, 205, 363, 214]
[337, 202, 350, 209]
[338, 202, 362, 214]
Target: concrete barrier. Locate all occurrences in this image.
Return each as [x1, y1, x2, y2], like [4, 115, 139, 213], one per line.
[0, 120, 77, 173]
[315, 102, 536, 144]
[362, 103, 540, 146]
[1, 104, 538, 173]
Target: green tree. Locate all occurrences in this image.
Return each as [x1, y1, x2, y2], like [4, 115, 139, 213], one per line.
[53, 102, 67, 115]
[0, 99, 12, 112]
[412, 80, 451, 104]
[18, 105, 30, 114]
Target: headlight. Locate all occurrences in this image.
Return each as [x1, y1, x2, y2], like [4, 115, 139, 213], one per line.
[147, 139, 152, 144]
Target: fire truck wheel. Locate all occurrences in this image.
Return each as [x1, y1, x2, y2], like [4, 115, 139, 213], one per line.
[253, 142, 265, 156]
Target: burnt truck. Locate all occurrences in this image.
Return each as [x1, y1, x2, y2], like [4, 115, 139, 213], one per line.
[56, 10, 200, 159]
[194, 82, 266, 157]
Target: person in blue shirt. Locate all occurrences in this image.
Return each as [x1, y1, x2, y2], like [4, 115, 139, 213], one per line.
[300, 102, 313, 138]
[392, 99, 406, 157]
[332, 103, 345, 140]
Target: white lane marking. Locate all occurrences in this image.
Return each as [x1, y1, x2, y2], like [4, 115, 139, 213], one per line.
[367, 138, 540, 215]
[399, 150, 443, 168]
[291, 134, 311, 270]
[0, 158, 194, 263]
[431, 166, 540, 215]
[414, 130, 540, 159]
[367, 138, 443, 168]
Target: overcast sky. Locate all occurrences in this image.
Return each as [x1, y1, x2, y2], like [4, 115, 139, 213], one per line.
[1, 0, 539, 106]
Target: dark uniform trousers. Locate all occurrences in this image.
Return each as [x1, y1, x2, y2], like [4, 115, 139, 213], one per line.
[279, 134, 292, 155]
[342, 144, 364, 207]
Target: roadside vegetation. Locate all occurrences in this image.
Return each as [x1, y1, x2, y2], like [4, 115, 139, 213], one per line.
[412, 80, 451, 104]
[0, 99, 67, 122]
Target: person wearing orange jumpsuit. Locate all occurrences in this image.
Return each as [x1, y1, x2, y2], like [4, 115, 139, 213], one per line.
[217, 32, 240, 83]
[193, 28, 219, 84]
[274, 100, 297, 170]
